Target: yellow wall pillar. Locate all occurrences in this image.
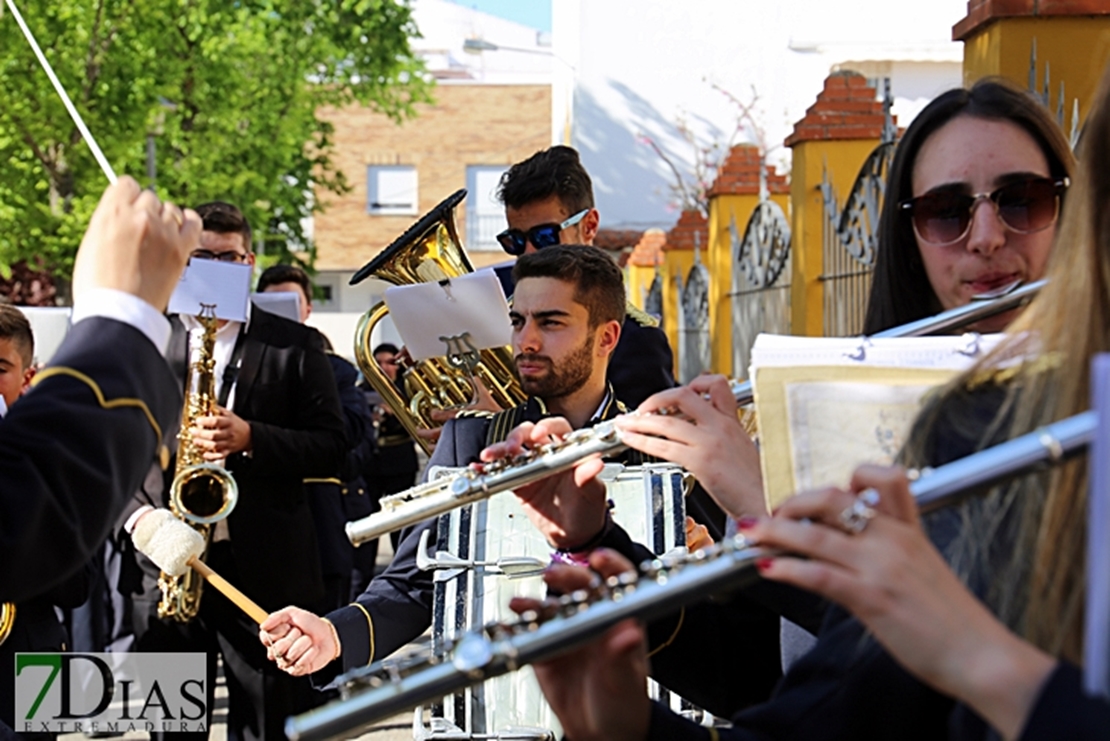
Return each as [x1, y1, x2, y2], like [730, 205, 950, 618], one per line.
[626, 229, 667, 313]
[706, 144, 791, 375]
[956, 2, 1110, 128]
[786, 72, 888, 337]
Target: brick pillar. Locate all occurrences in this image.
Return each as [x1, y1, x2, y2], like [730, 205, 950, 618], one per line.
[661, 210, 709, 368]
[706, 144, 789, 376]
[956, 0, 1110, 129]
[785, 72, 886, 337]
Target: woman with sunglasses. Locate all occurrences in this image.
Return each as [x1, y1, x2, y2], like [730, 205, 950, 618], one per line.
[715, 70, 1110, 741]
[864, 77, 1074, 335]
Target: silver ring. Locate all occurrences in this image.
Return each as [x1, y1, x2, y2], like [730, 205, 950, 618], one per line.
[838, 491, 878, 535]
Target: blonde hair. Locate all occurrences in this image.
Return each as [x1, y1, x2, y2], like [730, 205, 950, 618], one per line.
[902, 72, 1110, 664]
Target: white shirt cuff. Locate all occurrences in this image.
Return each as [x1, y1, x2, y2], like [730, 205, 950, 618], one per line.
[124, 505, 155, 535]
[71, 289, 172, 355]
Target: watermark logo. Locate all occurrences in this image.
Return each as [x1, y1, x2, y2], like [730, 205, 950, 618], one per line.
[15, 652, 207, 735]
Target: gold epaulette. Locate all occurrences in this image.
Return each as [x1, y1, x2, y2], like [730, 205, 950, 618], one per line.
[625, 302, 660, 328]
[455, 409, 496, 419]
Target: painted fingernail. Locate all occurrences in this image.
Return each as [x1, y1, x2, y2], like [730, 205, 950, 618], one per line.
[737, 516, 760, 530]
[756, 557, 774, 572]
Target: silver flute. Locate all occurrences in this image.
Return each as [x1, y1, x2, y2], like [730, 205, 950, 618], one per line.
[293, 408, 1094, 741]
[346, 280, 1045, 546]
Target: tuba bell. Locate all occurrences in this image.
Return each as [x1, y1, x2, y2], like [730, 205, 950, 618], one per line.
[157, 305, 239, 622]
[352, 189, 526, 453]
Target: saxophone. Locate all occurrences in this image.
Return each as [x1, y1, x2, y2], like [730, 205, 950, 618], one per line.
[157, 305, 239, 622]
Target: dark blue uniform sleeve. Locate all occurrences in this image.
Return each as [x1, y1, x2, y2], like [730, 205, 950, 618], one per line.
[325, 517, 438, 675]
[1016, 663, 1110, 741]
[0, 317, 180, 603]
[321, 416, 491, 679]
[608, 318, 674, 409]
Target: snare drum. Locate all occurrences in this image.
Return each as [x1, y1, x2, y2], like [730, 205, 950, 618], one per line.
[415, 463, 693, 740]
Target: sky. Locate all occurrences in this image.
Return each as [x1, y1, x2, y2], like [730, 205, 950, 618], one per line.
[447, 0, 552, 32]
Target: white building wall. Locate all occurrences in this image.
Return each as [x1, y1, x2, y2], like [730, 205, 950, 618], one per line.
[553, 0, 966, 230]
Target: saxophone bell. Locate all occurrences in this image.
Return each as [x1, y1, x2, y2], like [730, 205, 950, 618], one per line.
[170, 463, 239, 526]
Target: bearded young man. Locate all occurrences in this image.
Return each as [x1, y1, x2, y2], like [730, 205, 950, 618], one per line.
[259, 245, 653, 677]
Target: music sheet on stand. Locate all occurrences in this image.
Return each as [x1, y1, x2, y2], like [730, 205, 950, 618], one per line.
[751, 333, 1004, 510]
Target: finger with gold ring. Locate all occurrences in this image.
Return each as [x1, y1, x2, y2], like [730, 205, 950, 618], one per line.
[838, 488, 879, 535]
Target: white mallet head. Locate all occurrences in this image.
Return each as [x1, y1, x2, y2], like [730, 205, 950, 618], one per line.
[131, 509, 206, 576]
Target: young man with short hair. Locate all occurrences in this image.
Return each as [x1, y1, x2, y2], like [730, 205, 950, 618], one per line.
[495, 145, 676, 409]
[124, 204, 346, 741]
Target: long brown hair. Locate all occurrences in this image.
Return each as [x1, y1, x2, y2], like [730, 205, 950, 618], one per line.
[903, 73, 1110, 663]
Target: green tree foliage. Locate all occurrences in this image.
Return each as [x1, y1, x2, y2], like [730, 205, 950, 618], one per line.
[0, 0, 431, 286]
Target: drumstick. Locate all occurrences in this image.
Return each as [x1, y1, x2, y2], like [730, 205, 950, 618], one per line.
[4, 0, 118, 184]
[131, 509, 269, 625]
[188, 557, 269, 624]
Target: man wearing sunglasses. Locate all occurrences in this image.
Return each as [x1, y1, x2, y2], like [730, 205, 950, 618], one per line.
[493, 145, 676, 409]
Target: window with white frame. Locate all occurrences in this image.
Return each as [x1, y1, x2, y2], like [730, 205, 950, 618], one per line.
[367, 165, 417, 215]
[466, 165, 508, 250]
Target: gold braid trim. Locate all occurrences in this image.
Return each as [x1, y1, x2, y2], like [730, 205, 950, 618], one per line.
[349, 602, 375, 664]
[31, 366, 168, 469]
[625, 301, 660, 328]
[708, 727, 720, 741]
[645, 607, 685, 658]
[303, 477, 342, 485]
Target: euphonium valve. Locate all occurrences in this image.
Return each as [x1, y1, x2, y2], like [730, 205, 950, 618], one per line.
[351, 189, 526, 453]
[158, 305, 239, 623]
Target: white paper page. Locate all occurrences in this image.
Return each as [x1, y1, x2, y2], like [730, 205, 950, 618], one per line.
[251, 291, 301, 323]
[786, 381, 937, 491]
[168, 259, 251, 322]
[751, 332, 1005, 370]
[384, 270, 511, 361]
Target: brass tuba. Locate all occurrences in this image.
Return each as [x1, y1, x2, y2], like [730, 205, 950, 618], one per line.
[157, 305, 239, 622]
[352, 189, 526, 453]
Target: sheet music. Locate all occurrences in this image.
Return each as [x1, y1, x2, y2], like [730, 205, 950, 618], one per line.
[384, 269, 511, 361]
[787, 381, 938, 492]
[168, 259, 251, 322]
[1085, 353, 1110, 698]
[251, 291, 301, 323]
[752, 333, 1004, 510]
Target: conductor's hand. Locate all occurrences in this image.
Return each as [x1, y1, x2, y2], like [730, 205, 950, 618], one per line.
[73, 176, 199, 312]
[192, 406, 252, 459]
[260, 607, 339, 677]
[509, 550, 651, 741]
[480, 417, 607, 550]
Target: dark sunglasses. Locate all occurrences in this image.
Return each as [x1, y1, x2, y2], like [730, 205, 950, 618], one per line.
[496, 209, 588, 256]
[190, 249, 250, 263]
[900, 176, 1069, 246]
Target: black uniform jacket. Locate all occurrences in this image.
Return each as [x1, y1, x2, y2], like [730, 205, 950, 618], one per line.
[307, 354, 373, 582]
[321, 392, 651, 681]
[0, 317, 179, 603]
[124, 307, 346, 611]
